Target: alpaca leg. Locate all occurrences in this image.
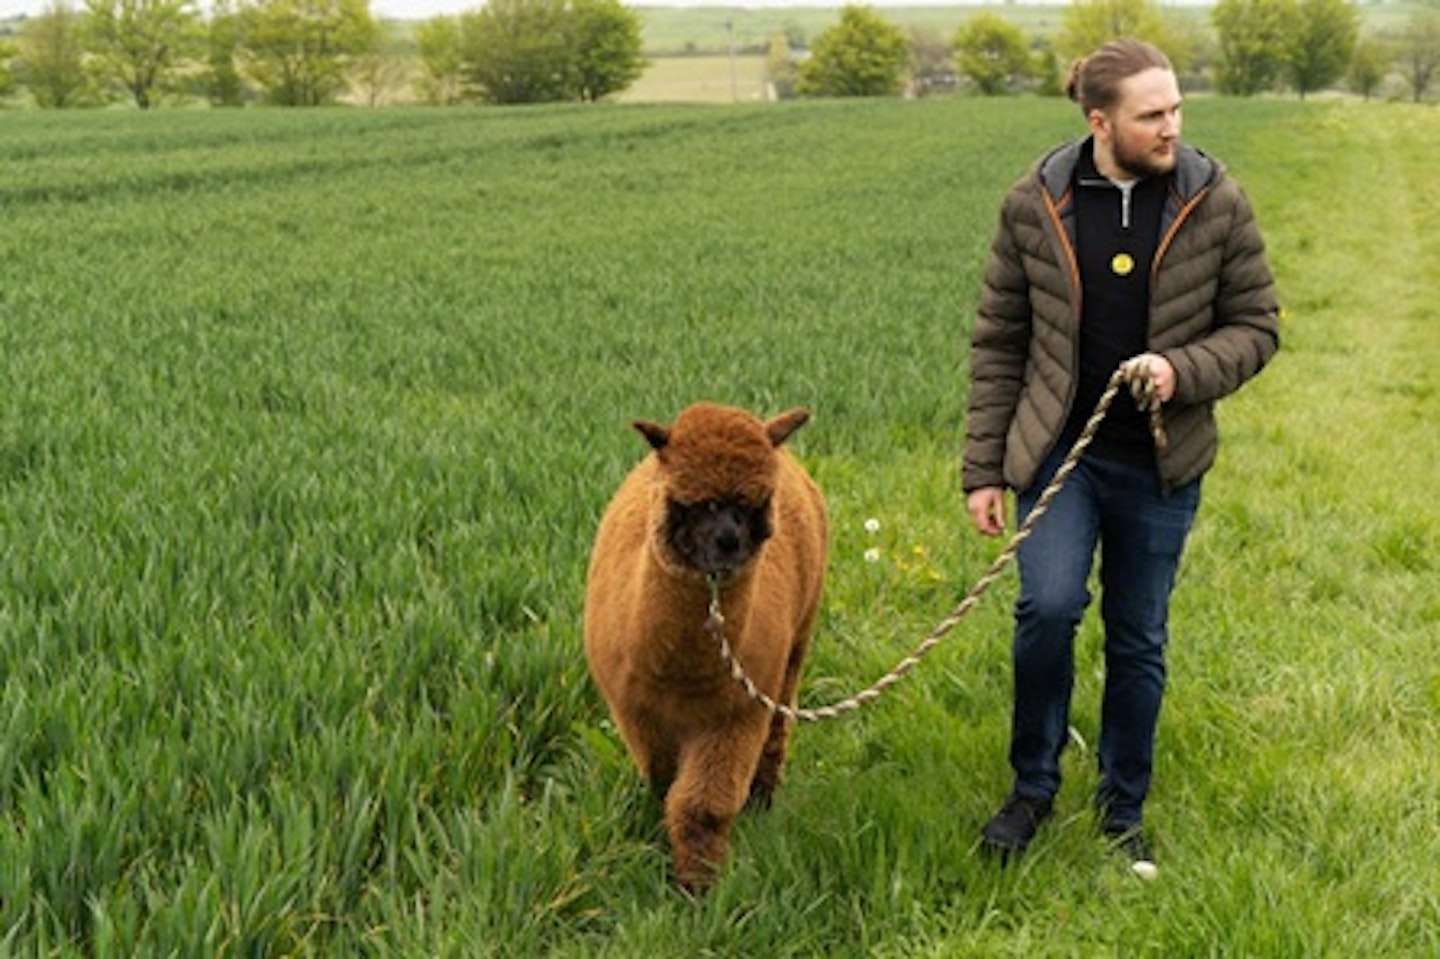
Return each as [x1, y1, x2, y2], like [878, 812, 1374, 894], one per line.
[748, 712, 791, 809]
[665, 723, 768, 891]
[611, 705, 679, 793]
[646, 746, 679, 799]
[748, 637, 810, 807]
[667, 800, 732, 893]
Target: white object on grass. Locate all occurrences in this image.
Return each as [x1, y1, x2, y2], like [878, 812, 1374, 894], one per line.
[1131, 860, 1159, 881]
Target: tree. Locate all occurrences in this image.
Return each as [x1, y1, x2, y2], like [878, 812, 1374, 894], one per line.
[237, 0, 381, 106]
[1031, 44, 1064, 97]
[349, 32, 407, 106]
[1057, 0, 1176, 63]
[414, 14, 464, 104]
[1395, 7, 1440, 102]
[0, 38, 17, 102]
[18, 2, 92, 108]
[458, 0, 644, 105]
[82, 0, 201, 108]
[459, 0, 572, 104]
[1212, 0, 1295, 96]
[797, 5, 909, 98]
[1166, 15, 1215, 90]
[953, 13, 1032, 96]
[569, 0, 644, 102]
[205, 0, 247, 105]
[765, 31, 798, 100]
[1282, 0, 1358, 98]
[1346, 36, 1388, 101]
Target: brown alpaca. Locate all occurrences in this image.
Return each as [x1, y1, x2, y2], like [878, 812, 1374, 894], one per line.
[583, 402, 828, 891]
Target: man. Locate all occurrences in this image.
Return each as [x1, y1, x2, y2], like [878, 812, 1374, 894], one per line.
[962, 38, 1280, 873]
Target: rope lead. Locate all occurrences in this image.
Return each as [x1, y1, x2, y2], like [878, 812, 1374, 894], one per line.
[706, 364, 1165, 723]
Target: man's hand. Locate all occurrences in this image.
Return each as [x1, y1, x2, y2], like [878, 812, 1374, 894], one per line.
[1124, 353, 1177, 403]
[967, 487, 1007, 537]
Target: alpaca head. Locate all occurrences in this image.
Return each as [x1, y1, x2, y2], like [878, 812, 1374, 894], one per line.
[634, 403, 809, 577]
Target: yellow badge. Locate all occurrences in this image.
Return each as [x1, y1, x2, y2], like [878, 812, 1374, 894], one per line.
[1111, 252, 1135, 277]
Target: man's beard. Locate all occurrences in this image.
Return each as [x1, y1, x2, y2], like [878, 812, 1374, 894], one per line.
[1113, 136, 1177, 179]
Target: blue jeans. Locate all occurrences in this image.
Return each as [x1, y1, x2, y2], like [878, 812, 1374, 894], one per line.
[1008, 447, 1200, 829]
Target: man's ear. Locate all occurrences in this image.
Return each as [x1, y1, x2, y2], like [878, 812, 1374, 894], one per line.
[1087, 107, 1110, 140]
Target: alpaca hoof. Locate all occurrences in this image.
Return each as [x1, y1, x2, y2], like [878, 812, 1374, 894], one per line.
[673, 854, 721, 894]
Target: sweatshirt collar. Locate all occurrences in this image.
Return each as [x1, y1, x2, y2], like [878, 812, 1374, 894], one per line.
[1039, 135, 1216, 204]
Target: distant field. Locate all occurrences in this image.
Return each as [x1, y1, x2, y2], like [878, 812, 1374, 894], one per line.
[369, 2, 1381, 58]
[636, 4, 1138, 54]
[619, 54, 770, 103]
[1, 98, 1437, 954]
[629, 1, 1426, 55]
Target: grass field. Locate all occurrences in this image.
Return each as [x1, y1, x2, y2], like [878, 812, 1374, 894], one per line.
[1, 97, 1437, 954]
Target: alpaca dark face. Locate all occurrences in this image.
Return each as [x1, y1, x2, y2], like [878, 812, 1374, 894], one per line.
[664, 496, 773, 575]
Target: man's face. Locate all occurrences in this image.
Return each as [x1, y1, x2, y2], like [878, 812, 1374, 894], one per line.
[1091, 67, 1183, 179]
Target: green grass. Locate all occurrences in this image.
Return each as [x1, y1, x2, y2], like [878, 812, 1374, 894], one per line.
[1, 97, 1437, 954]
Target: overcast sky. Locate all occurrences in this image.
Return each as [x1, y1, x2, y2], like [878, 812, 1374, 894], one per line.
[1, 0, 938, 18]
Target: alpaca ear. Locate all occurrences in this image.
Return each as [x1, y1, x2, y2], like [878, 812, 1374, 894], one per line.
[633, 419, 671, 451]
[764, 408, 810, 447]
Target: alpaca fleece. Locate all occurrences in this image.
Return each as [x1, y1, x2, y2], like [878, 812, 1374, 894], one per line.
[583, 402, 828, 891]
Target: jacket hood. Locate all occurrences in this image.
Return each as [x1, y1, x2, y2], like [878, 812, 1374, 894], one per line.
[1036, 137, 1219, 203]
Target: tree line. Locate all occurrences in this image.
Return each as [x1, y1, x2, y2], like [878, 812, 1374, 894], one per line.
[0, 0, 646, 107]
[784, 0, 1440, 103]
[2, 0, 1438, 108]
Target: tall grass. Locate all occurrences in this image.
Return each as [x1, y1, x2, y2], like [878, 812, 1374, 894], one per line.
[0, 98, 1436, 954]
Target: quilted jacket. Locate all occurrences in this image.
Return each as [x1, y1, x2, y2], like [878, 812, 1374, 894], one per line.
[962, 138, 1281, 495]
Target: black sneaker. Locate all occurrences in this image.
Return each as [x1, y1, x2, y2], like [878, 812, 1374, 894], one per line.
[1105, 825, 1158, 880]
[981, 792, 1053, 858]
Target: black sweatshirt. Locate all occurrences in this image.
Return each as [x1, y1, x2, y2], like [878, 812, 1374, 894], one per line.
[1060, 144, 1169, 468]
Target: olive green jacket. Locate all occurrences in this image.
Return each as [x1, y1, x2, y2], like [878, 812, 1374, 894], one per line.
[962, 139, 1281, 495]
